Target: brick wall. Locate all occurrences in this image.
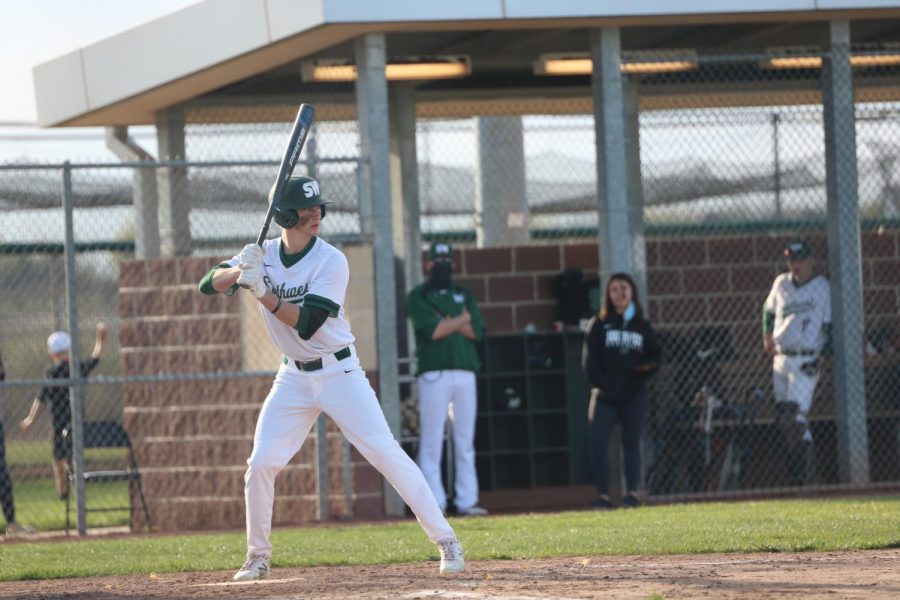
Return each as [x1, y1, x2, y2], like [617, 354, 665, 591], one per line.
[454, 230, 899, 339]
[450, 243, 600, 333]
[119, 256, 383, 532]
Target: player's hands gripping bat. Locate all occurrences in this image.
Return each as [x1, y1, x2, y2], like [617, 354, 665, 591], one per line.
[237, 243, 267, 297]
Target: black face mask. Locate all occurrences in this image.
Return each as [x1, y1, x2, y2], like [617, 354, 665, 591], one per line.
[428, 262, 453, 290]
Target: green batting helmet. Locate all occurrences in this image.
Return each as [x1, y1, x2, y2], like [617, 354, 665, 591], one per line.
[271, 176, 333, 228]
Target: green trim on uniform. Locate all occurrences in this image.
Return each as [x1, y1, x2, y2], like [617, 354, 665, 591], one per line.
[280, 237, 317, 268]
[762, 308, 775, 336]
[199, 262, 238, 296]
[304, 294, 340, 317]
[296, 306, 312, 337]
[820, 323, 833, 358]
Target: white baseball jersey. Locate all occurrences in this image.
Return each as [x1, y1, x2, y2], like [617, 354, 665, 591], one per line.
[216, 236, 459, 567]
[764, 273, 831, 352]
[225, 237, 355, 361]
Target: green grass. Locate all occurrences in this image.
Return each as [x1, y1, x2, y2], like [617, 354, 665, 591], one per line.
[10, 478, 130, 532]
[7, 440, 133, 533]
[5, 440, 54, 468]
[6, 440, 125, 468]
[1, 496, 898, 581]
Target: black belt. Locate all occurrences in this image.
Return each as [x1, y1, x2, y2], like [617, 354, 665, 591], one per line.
[293, 347, 351, 372]
[778, 349, 816, 356]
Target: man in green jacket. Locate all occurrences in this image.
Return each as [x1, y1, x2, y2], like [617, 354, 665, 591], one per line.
[407, 242, 487, 516]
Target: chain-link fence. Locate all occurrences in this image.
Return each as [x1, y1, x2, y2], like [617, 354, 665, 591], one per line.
[1, 46, 898, 535]
[633, 49, 898, 501]
[0, 139, 364, 534]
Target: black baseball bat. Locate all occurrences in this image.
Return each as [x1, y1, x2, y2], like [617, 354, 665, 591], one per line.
[255, 103, 317, 245]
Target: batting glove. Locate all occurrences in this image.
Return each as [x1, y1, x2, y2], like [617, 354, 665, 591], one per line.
[238, 243, 264, 269]
[237, 265, 267, 298]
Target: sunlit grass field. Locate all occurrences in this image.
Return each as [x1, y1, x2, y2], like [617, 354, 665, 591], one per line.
[6, 440, 124, 468]
[5, 440, 132, 531]
[11, 478, 130, 531]
[2, 496, 898, 581]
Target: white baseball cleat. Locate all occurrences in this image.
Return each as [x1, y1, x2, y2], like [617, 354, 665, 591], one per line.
[437, 538, 465, 574]
[233, 554, 271, 581]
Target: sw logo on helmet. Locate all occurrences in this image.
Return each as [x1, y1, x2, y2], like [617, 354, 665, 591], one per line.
[271, 176, 333, 229]
[302, 180, 320, 198]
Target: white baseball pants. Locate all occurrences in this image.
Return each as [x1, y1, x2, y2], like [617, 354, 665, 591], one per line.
[244, 357, 455, 557]
[417, 369, 479, 512]
[773, 354, 820, 442]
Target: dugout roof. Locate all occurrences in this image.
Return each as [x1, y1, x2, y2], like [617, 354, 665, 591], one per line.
[32, 0, 900, 127]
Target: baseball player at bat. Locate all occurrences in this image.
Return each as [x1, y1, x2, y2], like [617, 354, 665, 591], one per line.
[199, 176, 465, 581]
[762, 239, 832, 486]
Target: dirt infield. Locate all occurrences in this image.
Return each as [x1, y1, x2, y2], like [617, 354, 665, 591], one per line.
[0, 549, 896, 599]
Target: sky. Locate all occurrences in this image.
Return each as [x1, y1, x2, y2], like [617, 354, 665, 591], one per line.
[0, 0, 200, 124]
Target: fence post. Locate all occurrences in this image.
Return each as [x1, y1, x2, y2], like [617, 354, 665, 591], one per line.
[590, 27, 632, 280]
[772, 113, 782, 219]
[356, 32, 404, 517]
[62, 162, 88, 535]
[822, 20, 870, 486]
[315, 415, 329, 520]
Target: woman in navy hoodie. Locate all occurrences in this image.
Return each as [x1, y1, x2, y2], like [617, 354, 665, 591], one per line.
[583, 272, 661, 509]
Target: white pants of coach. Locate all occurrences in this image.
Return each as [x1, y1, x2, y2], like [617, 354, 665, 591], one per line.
[417, 369, 479, 512]
[773, 354, 820, 442]
[244, 353, 455, 557]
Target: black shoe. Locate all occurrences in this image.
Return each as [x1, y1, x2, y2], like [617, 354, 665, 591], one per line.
[622, 493, 641, 508]
[591, 496, 614, 510]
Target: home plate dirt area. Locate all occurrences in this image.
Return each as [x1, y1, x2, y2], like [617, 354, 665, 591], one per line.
[0, 550, 896, 599]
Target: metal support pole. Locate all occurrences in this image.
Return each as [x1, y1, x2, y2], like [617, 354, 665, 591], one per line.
[590, 27, 632, 281]
[342, 439, 354, 517]
[390, 82, 421, 361]
[475, 116, 529, 247]
[105, 126, 160, 259]
[624, 80, 647, 300]
[591, 28, 635, 500]
[772, 113, 782, 220]
[309, 132, 335, 521]
[155, 107, 191, 256]
[62, 163, 87, 535]
[389, 83, 423, 290]
[822, 20, 869, 485]
[315, 414, 329, 520]
[356, 33, 404, 517]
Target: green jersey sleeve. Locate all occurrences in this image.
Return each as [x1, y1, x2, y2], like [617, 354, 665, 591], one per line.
[198, 262, 239, 296]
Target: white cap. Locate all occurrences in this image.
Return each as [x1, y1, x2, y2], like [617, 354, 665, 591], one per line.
[47, 331, 71, 354]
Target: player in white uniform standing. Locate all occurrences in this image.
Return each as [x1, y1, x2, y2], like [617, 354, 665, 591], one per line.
[198, 176, 464, 581]
[762, 239, 832, 486]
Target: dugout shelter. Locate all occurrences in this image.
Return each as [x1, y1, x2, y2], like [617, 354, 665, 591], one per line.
[31, 0, 900, 526]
